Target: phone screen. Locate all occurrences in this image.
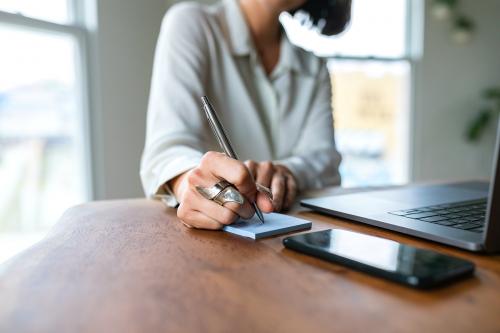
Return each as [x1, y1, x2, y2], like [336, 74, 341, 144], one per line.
[283, 229, 475, 288]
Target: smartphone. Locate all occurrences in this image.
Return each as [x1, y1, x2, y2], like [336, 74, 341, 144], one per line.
[283, 229, 475, 289]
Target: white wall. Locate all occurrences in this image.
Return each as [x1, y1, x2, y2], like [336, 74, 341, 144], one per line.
[90, 0, 168, 199]
[413, 0, 500, 182]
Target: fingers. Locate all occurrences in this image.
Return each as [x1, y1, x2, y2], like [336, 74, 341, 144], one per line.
[283, 173, 298, 211]
[271, 172, 286, 212]
[192, 189, 254, 221]
[224, 200, 254, 220]
[176, 153, 300, 230]
[256, 191, 274, 213]
[185, 164, 221, 189]
[201, 152, 256, 200]
[178, 192, 246, 228]
[178, 193, 253, 229]
[245, 160, 258, 179]
[177, 206, 224, 230]
[194, 153, 256, 218]
[255, 161, 274, 188]
[245, 160, 274, 187]
[177, 165, 255, 229]
[246, 161, 297, 212]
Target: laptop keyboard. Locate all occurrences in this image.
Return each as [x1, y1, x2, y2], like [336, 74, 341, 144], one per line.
[389, 199, 487, 233]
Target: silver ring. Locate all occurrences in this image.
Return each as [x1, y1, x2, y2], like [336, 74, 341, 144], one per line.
[213, 186, 245, 206]
[195, 180, 232, 200]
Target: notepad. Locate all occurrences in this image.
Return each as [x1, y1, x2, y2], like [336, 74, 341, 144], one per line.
[223, 213, 312, 240]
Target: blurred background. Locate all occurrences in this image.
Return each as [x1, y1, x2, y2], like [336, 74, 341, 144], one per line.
[1, 0, 499, 263]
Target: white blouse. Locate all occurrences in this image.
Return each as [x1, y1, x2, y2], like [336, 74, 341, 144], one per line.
[140, 0, 341, 206]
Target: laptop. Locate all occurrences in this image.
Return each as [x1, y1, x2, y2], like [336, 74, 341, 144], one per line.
[301, 127, 500, 253]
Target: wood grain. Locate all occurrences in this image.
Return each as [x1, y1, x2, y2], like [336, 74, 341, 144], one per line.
[0, 198, 499, 333]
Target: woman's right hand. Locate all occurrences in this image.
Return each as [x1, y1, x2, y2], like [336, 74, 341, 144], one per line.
[169, 151, 274, 229]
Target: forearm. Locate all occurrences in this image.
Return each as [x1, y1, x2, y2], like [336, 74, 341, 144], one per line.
[140, 145, 203, 199]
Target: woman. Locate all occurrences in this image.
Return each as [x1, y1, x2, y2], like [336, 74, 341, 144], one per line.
[141, 0, 351, 229]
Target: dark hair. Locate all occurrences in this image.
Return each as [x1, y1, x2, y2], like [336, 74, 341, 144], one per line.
[289, 0, 352, 36]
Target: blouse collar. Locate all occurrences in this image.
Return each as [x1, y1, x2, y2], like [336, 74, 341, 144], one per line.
[222, 0, 316, 77]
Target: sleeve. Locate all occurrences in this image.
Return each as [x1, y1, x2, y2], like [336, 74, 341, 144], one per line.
[140, 4, 211, 204]
[275, 63, 342, 191]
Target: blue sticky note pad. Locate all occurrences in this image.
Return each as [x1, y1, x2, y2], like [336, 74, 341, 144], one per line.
[223, 213, 312, 240]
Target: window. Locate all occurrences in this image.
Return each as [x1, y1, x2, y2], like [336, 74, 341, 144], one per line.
[0, 0, 72, 24]
[0, 1, 91, 263]
[281, 0, 412, 187]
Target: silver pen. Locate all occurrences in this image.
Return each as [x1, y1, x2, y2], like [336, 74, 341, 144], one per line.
[201, 96, 265, 224]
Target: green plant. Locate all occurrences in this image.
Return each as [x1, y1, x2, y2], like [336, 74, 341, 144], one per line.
[432, 0, 475, 44]
[466, 87, 500, 142]
[454, 15, 474, 31]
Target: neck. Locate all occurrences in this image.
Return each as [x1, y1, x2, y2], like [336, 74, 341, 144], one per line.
[239, 0, 282, 48]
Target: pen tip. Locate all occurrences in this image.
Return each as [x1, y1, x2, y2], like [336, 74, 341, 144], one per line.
[255, 207, 265, 224]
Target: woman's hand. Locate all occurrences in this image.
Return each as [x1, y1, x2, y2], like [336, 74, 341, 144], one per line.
[245, 160, 298, 212]
[170, 152, 274, 229]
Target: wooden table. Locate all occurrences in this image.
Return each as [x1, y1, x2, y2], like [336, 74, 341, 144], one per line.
[1, 197, 499, 333]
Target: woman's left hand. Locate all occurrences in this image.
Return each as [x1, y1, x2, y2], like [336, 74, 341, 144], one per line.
[244, 160, 298, 212]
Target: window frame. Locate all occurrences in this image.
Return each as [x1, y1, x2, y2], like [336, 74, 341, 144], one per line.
[0, 3, 95, 200]
[325, 0, 424, 184]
